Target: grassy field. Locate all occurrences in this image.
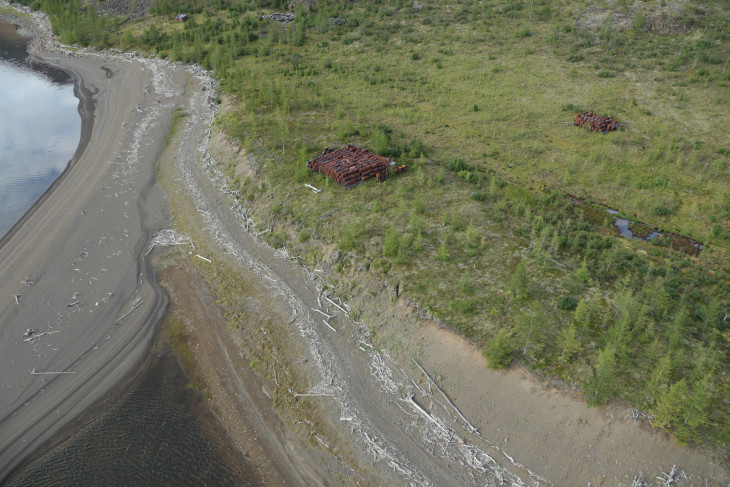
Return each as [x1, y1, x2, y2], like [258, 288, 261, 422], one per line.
[25, 0, 730, 449]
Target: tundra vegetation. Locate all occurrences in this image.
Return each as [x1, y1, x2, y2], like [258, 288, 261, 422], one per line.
[20, 0, 730, 449]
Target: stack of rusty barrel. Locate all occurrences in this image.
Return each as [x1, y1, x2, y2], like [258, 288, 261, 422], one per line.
[307, 145, 392, 187]
[573, 112, 619, 133]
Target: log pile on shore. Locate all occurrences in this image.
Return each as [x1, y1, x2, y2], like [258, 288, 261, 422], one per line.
[573, 111, 619, 133]
[307, 145, 395, 187]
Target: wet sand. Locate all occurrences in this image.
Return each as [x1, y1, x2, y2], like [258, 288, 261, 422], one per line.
[0, 9, 206, 479]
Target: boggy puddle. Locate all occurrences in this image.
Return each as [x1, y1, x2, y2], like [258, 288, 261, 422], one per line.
[4, 313, 262, 486]
[568, 194, 703, 256]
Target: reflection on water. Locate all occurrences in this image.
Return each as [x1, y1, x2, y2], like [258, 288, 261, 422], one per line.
[6, 347, 261, 487]
[606, 208, 660, 241]
[0, 20, 80, 238]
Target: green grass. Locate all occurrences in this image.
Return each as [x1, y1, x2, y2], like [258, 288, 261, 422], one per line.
[165, 106, 187, 147]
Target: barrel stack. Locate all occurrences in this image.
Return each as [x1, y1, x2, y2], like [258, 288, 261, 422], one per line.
[307, 145, 396, 187]
[573, 111, 620, 133]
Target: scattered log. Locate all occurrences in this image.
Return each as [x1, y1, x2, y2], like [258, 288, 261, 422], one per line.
[324, 295, 348, 316]
[411, 358, 478, 434]
[114, 297, 144, 324]
[31, 368, 75, 375]
[312, 308, 333, 320]
[24, 330, 59, 343]
[656, 465, 687, 486]
[403, 393, 450, 434]
[322, 319, 337, 332]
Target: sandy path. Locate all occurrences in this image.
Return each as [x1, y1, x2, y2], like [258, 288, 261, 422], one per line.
[0, 32, 197, 478]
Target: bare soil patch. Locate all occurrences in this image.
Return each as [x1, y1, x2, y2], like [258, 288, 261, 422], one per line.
[413, 321, 729, 485]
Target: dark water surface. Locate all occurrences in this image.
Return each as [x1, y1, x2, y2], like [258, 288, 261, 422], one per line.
[6, 346, 259, 487]
[0, 20, 80, 238]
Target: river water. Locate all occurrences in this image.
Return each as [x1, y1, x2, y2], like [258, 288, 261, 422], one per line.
[5, 345, 260, 486]
[1, 20, 258, 485]
[0, 20, 80, 239]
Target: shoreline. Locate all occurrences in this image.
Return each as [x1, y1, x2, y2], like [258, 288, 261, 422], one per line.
[0, 25, 95, 249]
[0, 4, 206, 479]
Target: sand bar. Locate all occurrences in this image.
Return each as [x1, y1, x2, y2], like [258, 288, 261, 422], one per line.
[0, 7, 211, 479]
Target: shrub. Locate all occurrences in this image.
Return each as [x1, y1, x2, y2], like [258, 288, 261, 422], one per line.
[448, 157, 471, 172]
[483, 330, 513, 369]
[451, 299, 477, 315]
[516, 27, 532, 38]
[457, 170, 479, 184]
[293, 163, 310, 182]
[557, 295, 578, 310]
[339, 222, 360, 251]
[383, 228, 399, 257]
[435, 241, 450, 262]
[370, 126, 390, 154]
[413, 197, 425, 214]
[408, 138, 425, 157]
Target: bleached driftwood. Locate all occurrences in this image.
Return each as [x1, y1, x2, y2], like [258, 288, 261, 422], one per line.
[631, 473, 649, 487]
[627, 409, 654, 422]
[656, 465, 687, 486]
[31, 368, 75, 375]
[305, 184, 322, 193]
[411, 358, 478, 434]
[322, 319, 337, 332]
[404, 394, 450, 434]
[314, 435, 330, 448]
[24, 330, 59, 343]
[195, 254, 212, 263]
[114, 297, 144, 324]
[312, 308, 333, 320]
[147, 229, 194, 255]
[324, 295, 348, 316]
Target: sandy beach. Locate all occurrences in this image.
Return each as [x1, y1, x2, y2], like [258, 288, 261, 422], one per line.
[0, 8, 211, 479]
